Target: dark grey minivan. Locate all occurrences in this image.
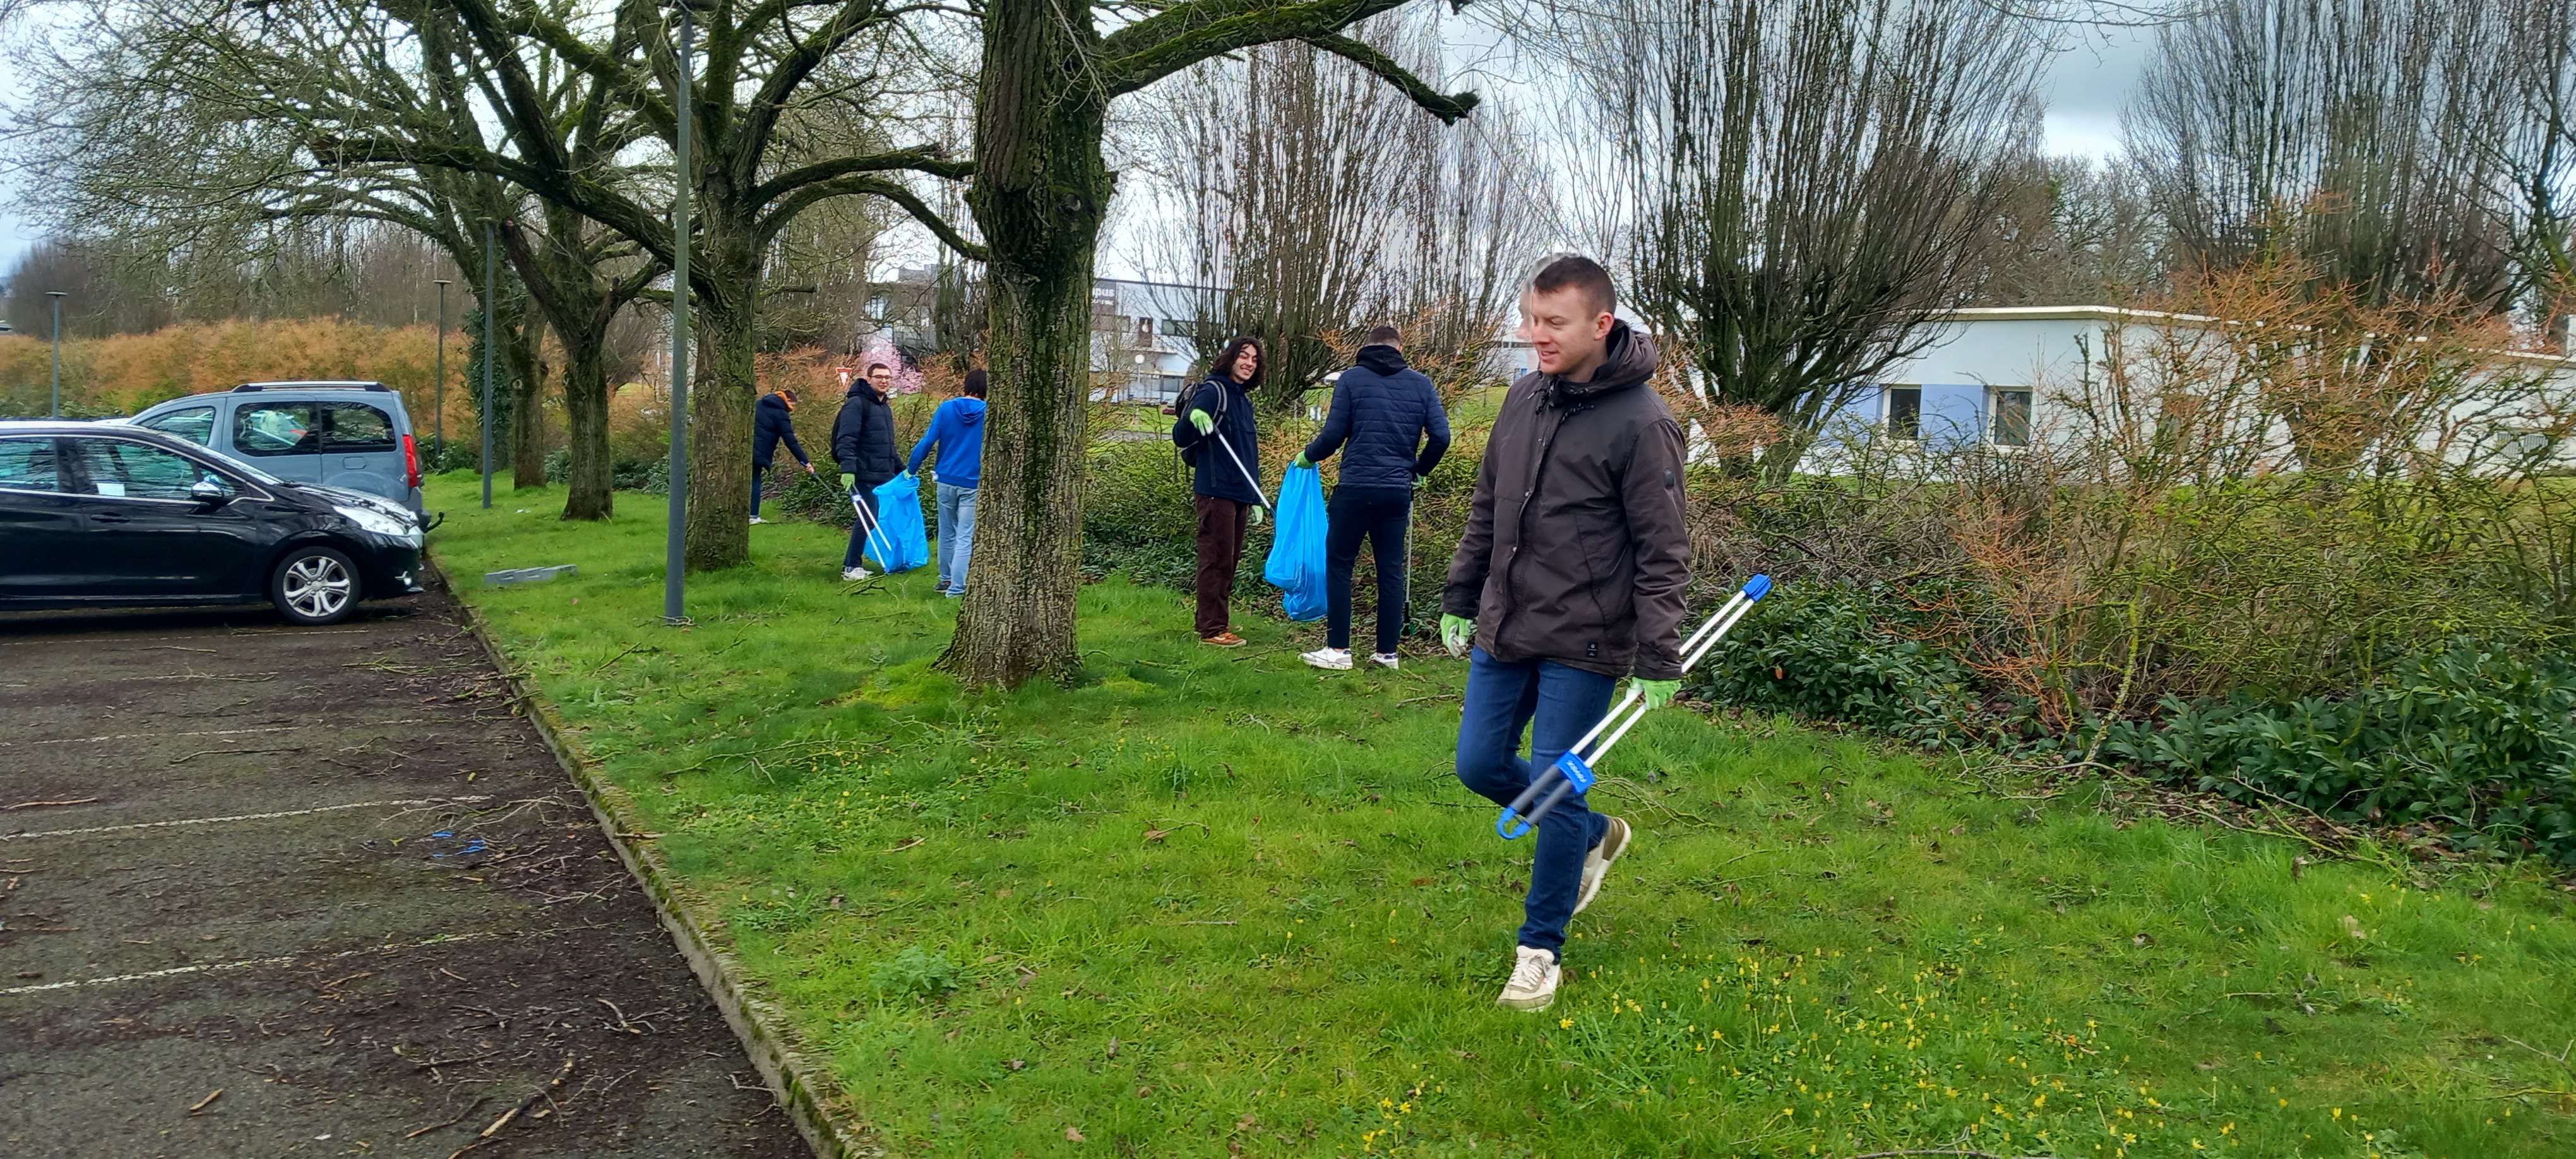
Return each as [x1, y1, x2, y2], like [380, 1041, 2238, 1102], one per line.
[128, 382, 425, 516]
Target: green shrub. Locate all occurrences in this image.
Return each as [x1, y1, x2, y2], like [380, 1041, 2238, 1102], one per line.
[2094, 640, 2576, 864]
[1686, 580, 2001, 749]
[1083, 438, 1208, 591]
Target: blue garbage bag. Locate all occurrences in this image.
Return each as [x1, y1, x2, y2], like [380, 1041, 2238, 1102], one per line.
[1263, 464, 1328, 621]
[862, 473, 932, 573]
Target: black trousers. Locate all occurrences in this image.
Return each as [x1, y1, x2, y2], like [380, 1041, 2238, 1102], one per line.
[1325, 485, 1411, 654]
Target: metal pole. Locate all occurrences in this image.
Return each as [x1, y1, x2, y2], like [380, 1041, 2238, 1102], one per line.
[433, 278, 451, 452]
[662, 2, 696, 625]
[480, 222, 496, 510]
[45, 292, 66, 419]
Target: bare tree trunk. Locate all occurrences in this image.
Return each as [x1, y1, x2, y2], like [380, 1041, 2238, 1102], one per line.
[683, 217, 761, 571]
[944, 0, 1112, 687]
[560, 339, 613, 519]
[509, 342, 546, 489]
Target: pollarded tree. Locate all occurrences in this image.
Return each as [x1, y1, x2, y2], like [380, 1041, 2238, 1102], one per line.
[325, 0, 981, 567]
[2126, 0, 2529, 311]
[7, 0, 646, 514]
[946, 0, 1477, 687]
[1567, 0, 2050, 477]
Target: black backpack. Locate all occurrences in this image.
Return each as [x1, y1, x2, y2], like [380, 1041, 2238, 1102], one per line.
[1173, 379, 1228, 470]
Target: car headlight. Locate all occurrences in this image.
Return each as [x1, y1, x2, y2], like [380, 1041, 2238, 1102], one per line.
[337, 504, 420, 542]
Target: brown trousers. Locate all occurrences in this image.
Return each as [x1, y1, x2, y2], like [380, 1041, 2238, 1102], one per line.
[1194, 494, 1251, 638]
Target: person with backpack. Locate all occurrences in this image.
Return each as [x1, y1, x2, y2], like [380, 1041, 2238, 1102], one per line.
[908, 369, 987, 598]
[1171, 336, 1267, 647]
[832, 363, 900, 581]
[1442, 255, 1691, 1013]
[1296, 324, 1452, 672]
[750, 386, 814, 525]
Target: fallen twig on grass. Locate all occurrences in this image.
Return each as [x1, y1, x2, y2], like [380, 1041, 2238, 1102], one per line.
[662, 739, 838, 778]
[589, 641, 652, 674]
[1845, 1150, 2059, 1158]
[4, 797, 98, 811]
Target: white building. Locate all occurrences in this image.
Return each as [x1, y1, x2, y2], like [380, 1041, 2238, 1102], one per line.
[1786, 306, 2576, 472]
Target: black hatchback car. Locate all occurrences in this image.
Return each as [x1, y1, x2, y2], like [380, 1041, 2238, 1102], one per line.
[0, 421, 426, 625]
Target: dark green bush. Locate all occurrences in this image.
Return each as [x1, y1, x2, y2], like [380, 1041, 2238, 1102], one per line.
[1685, 580, 2000, 748]
[1083, 437, 1220, 591]
[2092, 641, 2576, 864]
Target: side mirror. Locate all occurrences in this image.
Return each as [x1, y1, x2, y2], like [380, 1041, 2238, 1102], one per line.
[190, 479, 230, 508]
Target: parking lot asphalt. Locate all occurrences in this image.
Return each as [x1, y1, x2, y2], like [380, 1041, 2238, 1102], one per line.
[0, 588, 808, 1159]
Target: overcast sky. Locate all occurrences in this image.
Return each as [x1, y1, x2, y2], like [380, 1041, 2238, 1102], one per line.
[0, 15, 2154, 288]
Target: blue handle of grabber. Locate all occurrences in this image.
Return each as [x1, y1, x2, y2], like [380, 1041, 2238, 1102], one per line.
[1492, 574, 1775, 840]
[1496, 751, 1598, 839]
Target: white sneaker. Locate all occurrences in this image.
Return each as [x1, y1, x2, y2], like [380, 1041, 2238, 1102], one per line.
[1575, 815, 1631, 915]
[749, 516, 767, 525]
[841, 566, 871, 581]
[1301, 647, 1352, 671]
[1369, 652, 1400, 670]
[1497, 946, 1561, 1011]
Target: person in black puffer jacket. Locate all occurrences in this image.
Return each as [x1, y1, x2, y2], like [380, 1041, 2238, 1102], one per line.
[832, 364, 900, 580]
[1296, 324, 1452, 669]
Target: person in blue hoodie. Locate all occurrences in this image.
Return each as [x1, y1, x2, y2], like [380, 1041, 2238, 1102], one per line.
[908, 369, 988, 598]
[749, 387, 814, 525]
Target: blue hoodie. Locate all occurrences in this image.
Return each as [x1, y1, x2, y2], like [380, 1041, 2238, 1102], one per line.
[908, 396, 987, 489]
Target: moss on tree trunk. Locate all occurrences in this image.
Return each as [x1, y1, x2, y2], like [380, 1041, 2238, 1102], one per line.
[683, 211, 761, 571]
[943, 0, 1114, 687]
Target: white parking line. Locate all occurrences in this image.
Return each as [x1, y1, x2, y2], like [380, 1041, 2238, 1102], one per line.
[0, 930, 515, 997]
[0, 726, 302, 749]
[3, 795, 495, 841]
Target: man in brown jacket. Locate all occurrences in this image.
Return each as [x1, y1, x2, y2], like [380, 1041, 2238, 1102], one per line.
[1441, 254, 1691, 1013]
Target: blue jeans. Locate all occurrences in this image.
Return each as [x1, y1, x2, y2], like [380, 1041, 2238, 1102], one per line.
[1454, 646, 1617, 956]
[750, 463, 766, 517]
[936, 482, 978, 594]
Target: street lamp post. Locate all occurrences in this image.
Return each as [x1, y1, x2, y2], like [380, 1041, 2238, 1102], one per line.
[664, 0, 702, 626]
[480, 222, 497, 510]
[45, 292, 66, 419]
[433, 278, 452, 453]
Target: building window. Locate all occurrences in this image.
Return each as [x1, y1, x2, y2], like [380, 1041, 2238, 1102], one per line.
[1989, 387, 2032, 448]
[1884, 386, 1921, 440]
[1136, 316, 1154, 342]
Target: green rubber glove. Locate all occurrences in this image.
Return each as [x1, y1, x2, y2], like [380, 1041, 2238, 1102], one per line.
[840, 472, 856, 489]
[1440, 614, 1476, 658]
[1248, 504, 1265, 526]
[1292, 451, 1313, 470]
[1634, 679, 1681, 711]
[1189, 409, 1215, 435]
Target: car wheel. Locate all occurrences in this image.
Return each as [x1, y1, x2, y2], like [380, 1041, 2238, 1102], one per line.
[271, 545, 362, 626]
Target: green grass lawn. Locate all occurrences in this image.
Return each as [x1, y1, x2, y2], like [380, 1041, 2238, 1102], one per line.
[425, 473, 2574, 1158]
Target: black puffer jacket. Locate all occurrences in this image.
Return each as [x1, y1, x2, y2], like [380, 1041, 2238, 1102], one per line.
[1171, 374, 1263, 506]
[1441, 321, 1691, 681]
[1302, 345, 1451, 490]
[831, 383, 898, 485]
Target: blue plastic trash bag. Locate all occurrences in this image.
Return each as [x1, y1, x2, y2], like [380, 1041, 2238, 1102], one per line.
[1263, 464, 1328, 621]
[864, 473, 933, 573]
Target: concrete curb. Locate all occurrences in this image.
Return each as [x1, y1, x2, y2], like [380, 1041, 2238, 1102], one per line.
[428, 556, 878, 1159]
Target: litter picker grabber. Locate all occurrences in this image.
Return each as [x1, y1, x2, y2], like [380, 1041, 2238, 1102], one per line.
[849, 487, 894, 568]
[1208, 432, 1273, 512]
[1496, 574, 1775, 839]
